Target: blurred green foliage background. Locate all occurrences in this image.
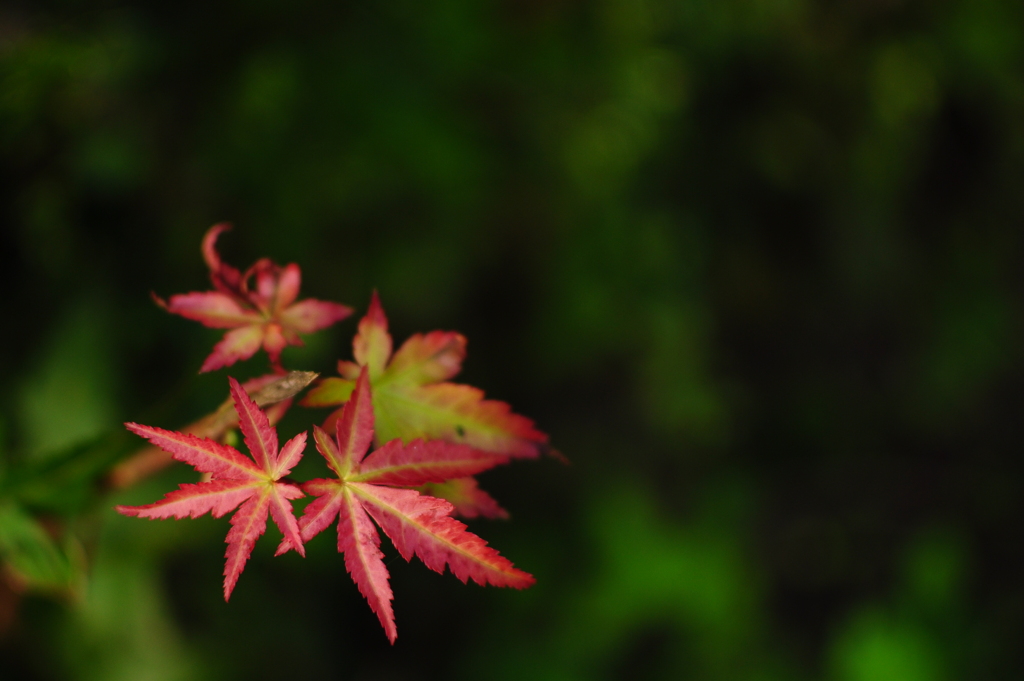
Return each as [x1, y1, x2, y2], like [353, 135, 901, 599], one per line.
[2, 0, 1024, 679]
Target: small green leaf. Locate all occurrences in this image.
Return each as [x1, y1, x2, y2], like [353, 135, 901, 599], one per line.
[0, 502, 76, 591]
[302, 377, 355, 407]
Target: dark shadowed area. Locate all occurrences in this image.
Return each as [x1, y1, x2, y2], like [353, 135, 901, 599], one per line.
[2, 1, 1024, 679]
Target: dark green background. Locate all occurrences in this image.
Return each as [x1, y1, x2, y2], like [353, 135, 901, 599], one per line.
[2, 1, 1023, 679]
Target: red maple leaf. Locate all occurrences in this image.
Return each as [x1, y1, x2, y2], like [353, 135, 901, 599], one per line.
[280, 367, 534, 642]
[116, 377, 308, 600]
[155, 223, 352, 372]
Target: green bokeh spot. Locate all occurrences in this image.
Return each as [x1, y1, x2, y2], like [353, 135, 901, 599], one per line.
[830, 608, 944, 681]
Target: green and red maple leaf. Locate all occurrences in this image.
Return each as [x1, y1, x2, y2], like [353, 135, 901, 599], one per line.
[304, 292, 547, 458]
[155, 223, 352, 372]
[116, 377, 308, 600]
[278, 367, 534, 642]
[303, 292, 547, 518]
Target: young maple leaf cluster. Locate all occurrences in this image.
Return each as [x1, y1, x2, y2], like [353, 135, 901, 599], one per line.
[154, 223, 352, 372]
[118, 225, 544, 642]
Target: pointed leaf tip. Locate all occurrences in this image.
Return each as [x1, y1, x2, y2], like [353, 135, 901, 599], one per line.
[353, 292, 392, 377]
[229, 376, 278, 472]
[199, 325, 265, 372]
[202, 222, 232, 271]
[222, 493, 270, 601]
[368, 289, 382, 314]
[335, 366, 375, 470]
[332, 489, 396, 642]
[269, 487, 306, 558]
[354, 485, 534, 589]
[123, 421, 260, 479]
[275, 431, 307, 478]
